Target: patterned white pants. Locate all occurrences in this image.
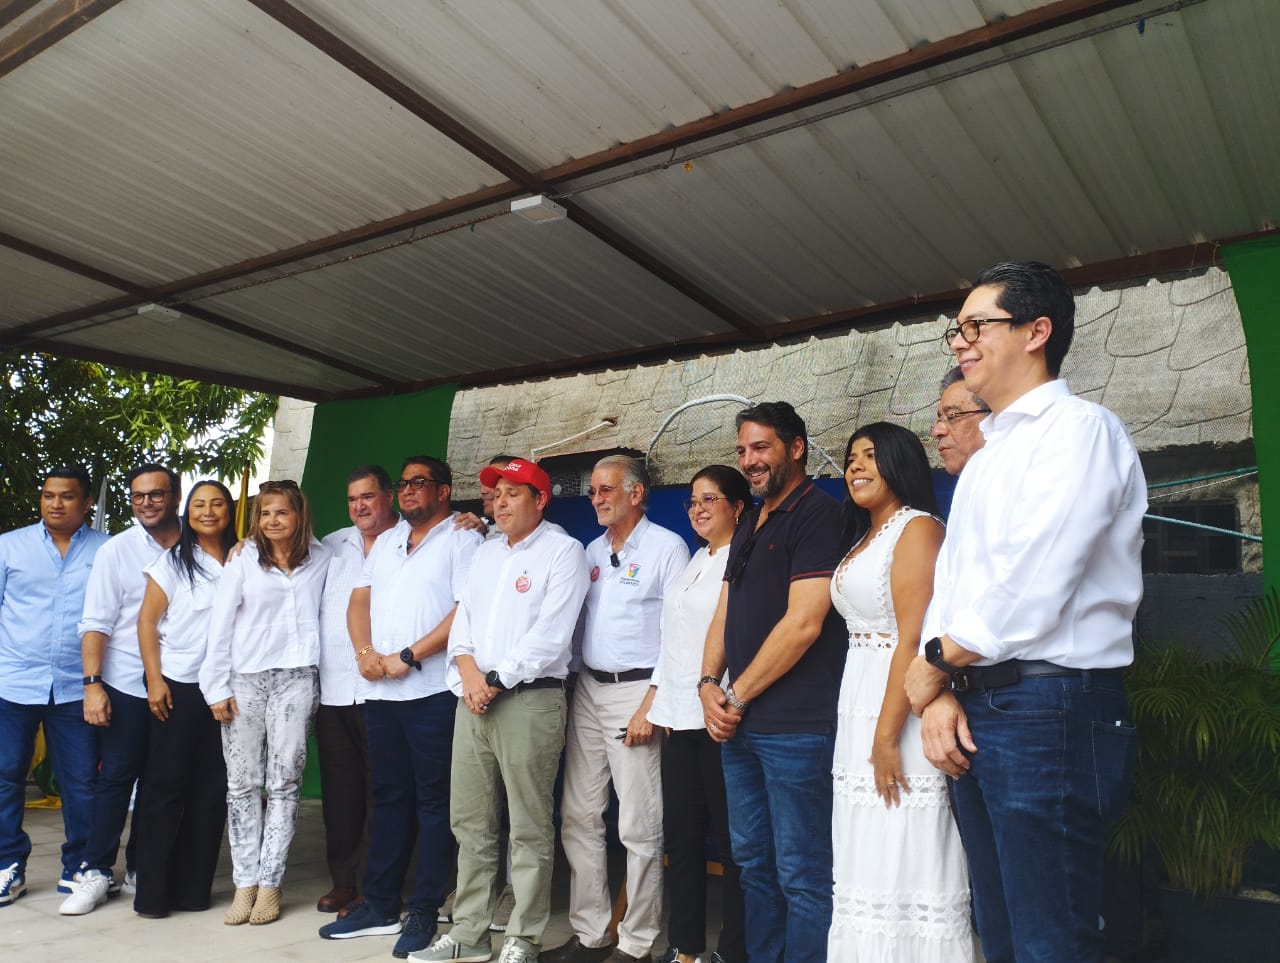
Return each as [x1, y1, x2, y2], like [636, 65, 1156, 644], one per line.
[222, 666, 319, 888]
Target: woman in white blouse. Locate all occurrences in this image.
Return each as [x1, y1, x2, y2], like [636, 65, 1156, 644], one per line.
[648, 465, 752, 963]
[134, 480, 237, 918]
[199, 480, 330, 926]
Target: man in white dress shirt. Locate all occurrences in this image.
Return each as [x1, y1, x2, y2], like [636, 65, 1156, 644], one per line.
[313, 465, 398, 915]
[905, 262, 1145, 963]
[65, 463, 181, 914]
[416, 457, 590, 963]
[544, 456, 689, 963]
[319, 455, 482, 958]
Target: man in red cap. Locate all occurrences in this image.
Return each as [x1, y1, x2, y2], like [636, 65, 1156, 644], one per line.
[417, 458, 590, 963]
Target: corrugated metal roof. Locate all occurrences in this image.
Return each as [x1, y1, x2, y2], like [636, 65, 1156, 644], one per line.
[1, 0, 1276, 399]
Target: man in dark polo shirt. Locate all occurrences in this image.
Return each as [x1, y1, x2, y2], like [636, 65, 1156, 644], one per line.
[699, 401, 846, 963]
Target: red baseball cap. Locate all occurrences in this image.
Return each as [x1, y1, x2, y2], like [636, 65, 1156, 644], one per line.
[480, 458, 552, 499]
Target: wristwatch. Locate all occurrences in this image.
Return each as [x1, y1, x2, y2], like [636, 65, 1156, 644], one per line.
[400, 647, 422, 671]
[724, 686, 748, 711]
[696, 674, 720, 692]
[924, 637, 963, 680]
[485, 669, 507, 691]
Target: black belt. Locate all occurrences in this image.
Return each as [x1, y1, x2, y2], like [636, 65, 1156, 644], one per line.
[954, 660, 1123, 694]
[511, 677, 564, 693]
[586, 667, 653, 684]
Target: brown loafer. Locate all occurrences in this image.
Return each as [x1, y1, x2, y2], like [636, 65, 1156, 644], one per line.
[316, 886, 357, 913]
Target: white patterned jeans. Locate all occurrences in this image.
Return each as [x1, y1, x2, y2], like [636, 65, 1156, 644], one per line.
[222, 666, 319, 888]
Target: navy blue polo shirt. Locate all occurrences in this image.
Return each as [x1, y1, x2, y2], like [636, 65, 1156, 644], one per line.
[723, 477, 846, 734]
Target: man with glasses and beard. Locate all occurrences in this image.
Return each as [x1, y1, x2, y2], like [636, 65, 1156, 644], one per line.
[698, 402, 846, 963]
[63, 464, 182, 915]
[319, 456, 482, 959]
[545, 455, 688, 963]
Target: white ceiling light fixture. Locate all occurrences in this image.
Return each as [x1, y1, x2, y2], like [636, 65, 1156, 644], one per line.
[510, 194, 567, 224]
[136, 303, 182, 322]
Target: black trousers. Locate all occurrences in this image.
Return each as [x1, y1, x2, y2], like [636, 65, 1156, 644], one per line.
[314, 703, 372, 891]
[661, 727, 746, 962]
[133, 678, 227, 915]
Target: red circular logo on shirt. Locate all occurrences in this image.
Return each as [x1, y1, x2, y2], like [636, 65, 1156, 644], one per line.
[515, 575, 531, 593]
[590, 565, 600, 582]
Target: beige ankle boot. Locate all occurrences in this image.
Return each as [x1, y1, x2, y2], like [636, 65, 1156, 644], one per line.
[224, 885, 258, 925]
[249, 886, 281, 925]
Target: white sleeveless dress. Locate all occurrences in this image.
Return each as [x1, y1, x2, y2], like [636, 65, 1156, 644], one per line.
[827, 507, 976, 962]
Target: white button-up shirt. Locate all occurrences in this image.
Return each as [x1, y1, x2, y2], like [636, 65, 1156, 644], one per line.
[358, 515, 481, 702]
[924, 379, 1146, 668]
[145, 547, 223, 684]
[199, 539, 331, 704]
[580, 515, 689, 673]
[447, 520, 590, 693]
[649, 545, 729, 730]
[78, 523, 168, 698]
[318, 526, 366, 707]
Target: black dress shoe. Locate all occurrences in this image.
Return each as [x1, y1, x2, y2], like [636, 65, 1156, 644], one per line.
[541, 935, 616, 963]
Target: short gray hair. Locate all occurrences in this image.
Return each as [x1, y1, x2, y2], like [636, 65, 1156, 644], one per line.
[938, 366, 988, 411]
[593, 454, 650, 508]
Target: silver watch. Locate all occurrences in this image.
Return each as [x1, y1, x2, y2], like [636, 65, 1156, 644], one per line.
[724, 686, 748, 711]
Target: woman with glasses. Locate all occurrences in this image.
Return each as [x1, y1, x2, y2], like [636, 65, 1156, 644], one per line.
[133, 480, 238, 918]
[199, 480, 330, 926]
[826, 424, 974, 961]
[648, 465, 752, 963]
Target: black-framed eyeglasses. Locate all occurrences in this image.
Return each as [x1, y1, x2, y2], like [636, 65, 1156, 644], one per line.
[725, 530, 761, 584]
[943, 317, 1018, 345]
[934, 408, 990, 426]
[395, 477, 439, 492]
[129, 489, 171, 504]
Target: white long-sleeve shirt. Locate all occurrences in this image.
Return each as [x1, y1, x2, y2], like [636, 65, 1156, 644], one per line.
[78, 523, 168, 698]
[318, 526, 366, 707]
[199, 539, 330, 704]
[446, 520, 590, 693]
[579, 515, 689, 673]
[923, 379, 1146, 669]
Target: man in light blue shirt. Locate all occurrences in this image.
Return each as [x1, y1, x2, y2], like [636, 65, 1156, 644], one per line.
[0, 467, 108, 906]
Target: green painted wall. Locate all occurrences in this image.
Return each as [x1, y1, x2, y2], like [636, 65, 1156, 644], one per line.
[1223, 236, 1279, 596]
[299, 383, 458, 538]
[296, 382, 457, 796]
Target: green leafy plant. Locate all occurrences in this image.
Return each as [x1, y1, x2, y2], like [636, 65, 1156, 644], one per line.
[1111, 588, 1280, 896]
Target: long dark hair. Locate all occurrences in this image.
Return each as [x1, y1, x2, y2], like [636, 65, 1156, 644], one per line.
[169, 480, 237, 584]
[689, 465, 752, 547]
[837, 423, 938, 554]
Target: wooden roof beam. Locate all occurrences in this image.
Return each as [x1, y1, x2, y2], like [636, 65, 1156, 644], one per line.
[0, 0, 125, 78]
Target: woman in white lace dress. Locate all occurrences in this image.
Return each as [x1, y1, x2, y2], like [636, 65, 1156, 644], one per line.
[827, 422, 976, 961]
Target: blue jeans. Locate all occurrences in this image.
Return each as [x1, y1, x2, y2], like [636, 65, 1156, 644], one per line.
[84, 683, 150, 873]
[720, 729, 834, 963]
[953, 671, 1137, 963]
[362, 692, 456, 917]
[0, 696, 98, 875]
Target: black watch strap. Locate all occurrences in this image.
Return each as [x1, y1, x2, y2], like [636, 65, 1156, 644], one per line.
[924, 637, 963, 678]
[400, 647, 422, 671]
[485, 669, 506, 691]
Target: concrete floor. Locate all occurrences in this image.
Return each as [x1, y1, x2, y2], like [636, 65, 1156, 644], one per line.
[3, 789, 728, 961]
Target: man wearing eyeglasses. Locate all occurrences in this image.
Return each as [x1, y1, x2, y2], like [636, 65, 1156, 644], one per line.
[311, 465, 399, 917]
[64, 463, 181, 915]
[932, 366, 990, 476]
[905, 262, 1145, 963]
[698, 401, 845, 963]
[319, 455, 482, 958]
[544, 456, 688, 963]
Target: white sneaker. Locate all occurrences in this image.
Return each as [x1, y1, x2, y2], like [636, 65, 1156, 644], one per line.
[496, 938, 535, 963]
[122, 869, 137, 895]
[59, 869, 111, 915]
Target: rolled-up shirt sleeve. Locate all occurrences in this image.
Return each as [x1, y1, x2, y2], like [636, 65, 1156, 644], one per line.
[495, 540, 590, 685]
[78, 544, 122, 639]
